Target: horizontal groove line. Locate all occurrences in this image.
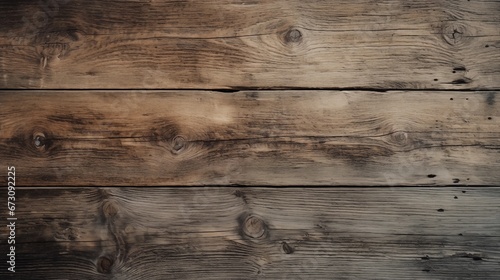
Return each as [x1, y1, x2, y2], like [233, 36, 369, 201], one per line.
[11, 185, 500, 189]
[0, 88, 498, 92]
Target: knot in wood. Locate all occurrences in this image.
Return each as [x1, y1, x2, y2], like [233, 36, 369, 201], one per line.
[33, 133, 46, 148]
[441, 22, 470, 46]
[392, 131, 407, 141]
[97, 256, 114, 274]
[171, 135, 186, 154]
[102, 200, 118, 218]
[27, 128, 54, 155]
[391, 131, 409, 146]
[285, 28, 303, 43]
[243, 215, 266, 239]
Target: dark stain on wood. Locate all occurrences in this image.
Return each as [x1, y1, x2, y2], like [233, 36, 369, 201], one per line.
[453, 66, 467, 72]
[486, 92, 496, 106]
[451, 78, 472, 85]
[233, 190, 249, 204]
[453, 253, 484, 261]
[47, 114, 88, 125]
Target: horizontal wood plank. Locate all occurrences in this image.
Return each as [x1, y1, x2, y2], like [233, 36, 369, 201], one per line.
[0, 187, 499, 279]
[0, 0, 499, 89]
[0, 90, 499, 186]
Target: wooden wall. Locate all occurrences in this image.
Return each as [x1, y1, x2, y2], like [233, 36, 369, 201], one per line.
[0, 0, 499, 279]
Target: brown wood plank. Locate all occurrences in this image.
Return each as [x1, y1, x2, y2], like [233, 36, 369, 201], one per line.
[0, 0, 499, 89]
[0, 187, 499, 279]
[0, 90, 498, 186]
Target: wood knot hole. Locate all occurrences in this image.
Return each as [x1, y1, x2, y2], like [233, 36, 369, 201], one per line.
[33, 132, 46, 149]
[285, 28, 302, 43]
[243, 215, 266, 239]
[281, 242, 295, 254]
[97, 256, 114, 274]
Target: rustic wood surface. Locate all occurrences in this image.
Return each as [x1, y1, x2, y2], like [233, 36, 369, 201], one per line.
[1, 90, 499, 186]
[1, 187, 499, 279]
[1, 0, 499, 278]
[0, 0, 499, 89]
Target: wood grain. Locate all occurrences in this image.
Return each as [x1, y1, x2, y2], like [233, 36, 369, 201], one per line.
[1, 187, 499, 279]
[0, 0, 499, 89]
[0, 90, 498, 186]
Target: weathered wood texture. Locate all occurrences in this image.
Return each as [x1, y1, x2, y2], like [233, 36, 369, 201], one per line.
[1, 187, 499, 279]
[0, 0, 499, 89]
[0, 90, 498, 186]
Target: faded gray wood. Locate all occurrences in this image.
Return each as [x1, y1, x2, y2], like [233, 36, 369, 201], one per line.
[1, 90, 499, 186]
[0, 187, 499, 279]
[0, 0, 499, 89]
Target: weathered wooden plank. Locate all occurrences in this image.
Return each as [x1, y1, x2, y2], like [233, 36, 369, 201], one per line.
[0, 90, 498, 186]
[0, 187, 499, 279]
[0, 0, 499, 89]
